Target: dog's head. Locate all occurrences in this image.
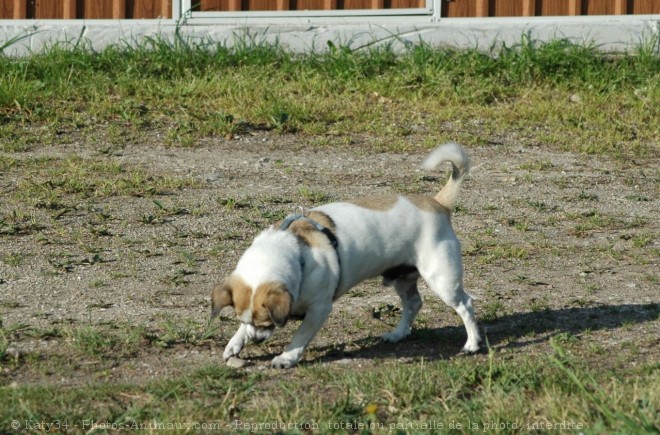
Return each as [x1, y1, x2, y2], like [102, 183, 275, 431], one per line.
[211, 275, 292, 340]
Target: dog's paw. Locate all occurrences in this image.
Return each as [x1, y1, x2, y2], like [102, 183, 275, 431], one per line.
[223, 343, 243, 361]
[270, 354, 298, 369]
[460, 341, 482, 354]
[381, 330, 410, 343]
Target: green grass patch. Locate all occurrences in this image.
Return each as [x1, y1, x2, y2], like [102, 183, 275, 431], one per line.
[1, 35, 658, 156]
[0, 340, 657, 433]
[10, 156, 198, 200]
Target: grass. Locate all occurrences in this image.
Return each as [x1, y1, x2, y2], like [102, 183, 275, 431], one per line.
[0, 324, 658, 433]
[1, 34, 658, 156]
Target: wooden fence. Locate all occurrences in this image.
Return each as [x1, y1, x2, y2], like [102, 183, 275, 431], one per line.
[1, 0, 658, 19]
[1, 1, 172, 19]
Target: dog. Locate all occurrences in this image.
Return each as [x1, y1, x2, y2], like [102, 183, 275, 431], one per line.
[211, 142, 481, 368]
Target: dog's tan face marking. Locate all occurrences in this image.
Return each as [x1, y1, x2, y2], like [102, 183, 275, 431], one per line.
[253, 282, 292, 327]
[211, 275, 251, 319]
[349, 195, 450, 214]
[212, 276, 291, 328]
[275, 211, 336, 248]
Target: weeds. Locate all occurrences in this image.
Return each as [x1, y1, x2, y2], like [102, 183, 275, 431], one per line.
[155, 316, 220, 347]
[549, 339, 659, 433]
[298, 186, 330, 204]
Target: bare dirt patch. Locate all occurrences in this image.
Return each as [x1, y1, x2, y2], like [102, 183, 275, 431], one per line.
[1, 132, 658, 385]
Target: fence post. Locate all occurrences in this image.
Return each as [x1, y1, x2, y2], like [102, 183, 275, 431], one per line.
[522, 0, 535, 16]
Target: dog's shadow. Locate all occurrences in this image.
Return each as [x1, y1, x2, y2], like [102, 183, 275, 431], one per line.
[303, 302, 659, 365]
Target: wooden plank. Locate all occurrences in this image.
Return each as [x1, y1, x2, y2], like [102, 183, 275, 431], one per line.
[113, 0, 126, 18]
[475, 0, 489, 16]
[63, 0, 76, 18]
[493, 0, 521, 16]
[522, 0, 536, 16]
[249, 0, 277, 10]
[390, 0, 426, 6]
[245, 0, 290, 10]
[343, 0, 383, 8]
[13, 0, 28, 19]
[0, 2, 10, 19]
[540, 0, 566, 16]
[295, 0, 337, 9]
[198, 0, 233, 11]
[443, 0, 470, 17]
[160, 0, 170, 17]
[35, 0, 63, 19]
[130, 0, 152, 18]
[567, 0, 581, 15]
[85, 1, 104, 18]
[613, 0, 627, 14]
[632, 0, 660, 13]
[276, 0, 290, 10]
[585, 0, 615, 15]
[292, 0, 338, 11]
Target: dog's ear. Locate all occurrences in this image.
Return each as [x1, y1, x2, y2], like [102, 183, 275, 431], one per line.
[211, 280, 233, 318]
[262, 284, 292, 328]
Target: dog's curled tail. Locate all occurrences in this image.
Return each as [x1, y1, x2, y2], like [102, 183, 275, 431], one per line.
[421, 142, 470, 210]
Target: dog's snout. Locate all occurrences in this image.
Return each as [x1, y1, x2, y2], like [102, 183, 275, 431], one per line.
[246, 324, 275, 344]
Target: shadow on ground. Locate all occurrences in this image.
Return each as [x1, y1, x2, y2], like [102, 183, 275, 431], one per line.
[302, 303, 659, 364]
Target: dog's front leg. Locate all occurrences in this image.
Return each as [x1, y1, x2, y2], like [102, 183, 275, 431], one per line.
[223, 323, 250, 361]
[271, 305, 332, 369]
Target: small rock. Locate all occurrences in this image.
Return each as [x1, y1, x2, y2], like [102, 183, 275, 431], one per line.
[226, 356, 251, 368]
[205, 171, 222, 182]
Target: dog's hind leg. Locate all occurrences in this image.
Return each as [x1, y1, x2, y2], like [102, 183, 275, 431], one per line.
[419, 246, 482, 353]
[381, 277, 423, 343]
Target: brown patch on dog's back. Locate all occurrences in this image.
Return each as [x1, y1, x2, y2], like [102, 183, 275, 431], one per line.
[349, 195, 450, 214]
[407, 195, 451, 214]
[348, 196, 398, 211]
[253, 282, 292, 327]
[276, 211, 337, 248]
[211, 274, 251, 318]
[305, 211, 336, 232]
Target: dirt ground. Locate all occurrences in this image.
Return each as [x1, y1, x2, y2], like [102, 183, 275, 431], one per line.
[0, 132, 658, 383]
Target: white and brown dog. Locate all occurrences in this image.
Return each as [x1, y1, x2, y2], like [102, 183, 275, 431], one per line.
[212, 142, 481, 368]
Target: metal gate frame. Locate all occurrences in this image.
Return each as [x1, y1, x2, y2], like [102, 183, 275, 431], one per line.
[176, 0, 440, 24]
